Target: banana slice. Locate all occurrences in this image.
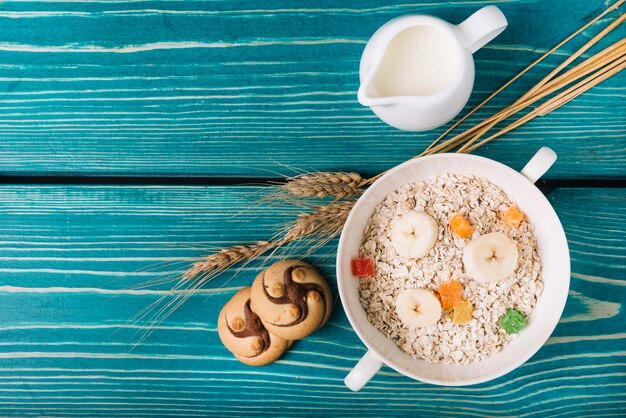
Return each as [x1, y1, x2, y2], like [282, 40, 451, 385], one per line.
[395, 288, 442, 328]
[390, 212, 438, 259]
[462, 232, 518, 283]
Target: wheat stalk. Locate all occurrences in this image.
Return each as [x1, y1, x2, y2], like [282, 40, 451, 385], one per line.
[462, 56, 626, 153]
[423, 0, 626, 154]
[182, 200, 355, 280]
[455, 13, 626, 153]
[128, 200, 356, 342]
[447, 41, 625, 154]
[446, 38, 626, 154]
[276, 2, 624, 191]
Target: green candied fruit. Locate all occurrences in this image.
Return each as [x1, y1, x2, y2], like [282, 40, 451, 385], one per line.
[498, 308, 526, 334]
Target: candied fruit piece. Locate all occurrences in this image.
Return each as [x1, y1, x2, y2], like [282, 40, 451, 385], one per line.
[449, 213, 473, 238]
[498, 308, 526, 333]
[351, 257, 375, 278]
[503, 205, 525, 228]
[452, 299, 473, 324]
[437, 280, 463, 309]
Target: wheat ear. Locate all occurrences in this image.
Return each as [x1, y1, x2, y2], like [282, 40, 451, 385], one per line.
[182, 240, 277, 280]
[182, 200, 355, 280]
[281, 172, 363, 199]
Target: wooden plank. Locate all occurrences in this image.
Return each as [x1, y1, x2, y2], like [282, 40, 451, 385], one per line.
[0, 0, 624, 178]
[0, 185, 624, 416]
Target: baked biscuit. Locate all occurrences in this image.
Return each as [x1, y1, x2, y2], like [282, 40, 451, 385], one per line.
[217, 287, 290, 366]
[250, 259, 332, 340]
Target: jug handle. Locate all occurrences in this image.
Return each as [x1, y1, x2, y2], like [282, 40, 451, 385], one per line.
[457, 5, 508, 54]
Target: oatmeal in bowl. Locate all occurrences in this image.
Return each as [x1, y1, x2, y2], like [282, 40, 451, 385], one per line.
[337, 149, 570, 390]
[358, 174, 543, 365]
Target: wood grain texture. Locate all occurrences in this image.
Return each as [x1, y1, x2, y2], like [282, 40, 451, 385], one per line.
[0, 0, 624, 178]
[0, 185, 624, 416]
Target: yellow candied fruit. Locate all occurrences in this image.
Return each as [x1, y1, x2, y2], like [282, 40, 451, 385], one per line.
[452, 299, 473, 324]
[503, 205, 525, 228]
[449, 213, 474, 238]
[437, 280, 463, 309]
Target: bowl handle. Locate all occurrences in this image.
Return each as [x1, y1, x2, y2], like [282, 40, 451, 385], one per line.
[520, 147, 557, 183]
[344, 349, 383, 391]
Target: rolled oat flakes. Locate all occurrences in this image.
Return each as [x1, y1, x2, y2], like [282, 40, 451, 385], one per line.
[358, 174, 543, 364]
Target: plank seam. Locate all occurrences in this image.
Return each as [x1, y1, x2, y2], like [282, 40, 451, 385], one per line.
[0, 176, 624, 188]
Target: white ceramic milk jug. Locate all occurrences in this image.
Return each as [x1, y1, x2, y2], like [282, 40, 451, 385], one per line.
[358, 6, 507, 131]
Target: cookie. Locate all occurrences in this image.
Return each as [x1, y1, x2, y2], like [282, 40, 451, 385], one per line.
[217, 287, 290, 366]
[250, 259, 332, 340]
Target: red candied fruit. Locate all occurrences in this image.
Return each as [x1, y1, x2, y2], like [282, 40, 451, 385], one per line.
[351, 257, 375, 278]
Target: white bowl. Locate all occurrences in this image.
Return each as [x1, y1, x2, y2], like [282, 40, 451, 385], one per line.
[336, 148, 570, 390]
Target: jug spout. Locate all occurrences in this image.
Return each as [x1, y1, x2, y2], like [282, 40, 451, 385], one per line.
[357, 80, 396, 108]
[357, 83, 374, 107]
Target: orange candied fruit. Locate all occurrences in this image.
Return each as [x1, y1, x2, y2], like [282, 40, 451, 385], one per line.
[449, 213, 473, 238]
[452, 299, 473, 324]
[503, 205, 525, 228]
[437, 280, 463, 309]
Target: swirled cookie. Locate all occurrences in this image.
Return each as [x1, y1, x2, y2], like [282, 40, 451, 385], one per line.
[250, 259, 332, 340]
[217, 287, 290, 366]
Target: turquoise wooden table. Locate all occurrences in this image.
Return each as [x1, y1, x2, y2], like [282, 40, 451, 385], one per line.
[0, 0, 625, 416]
